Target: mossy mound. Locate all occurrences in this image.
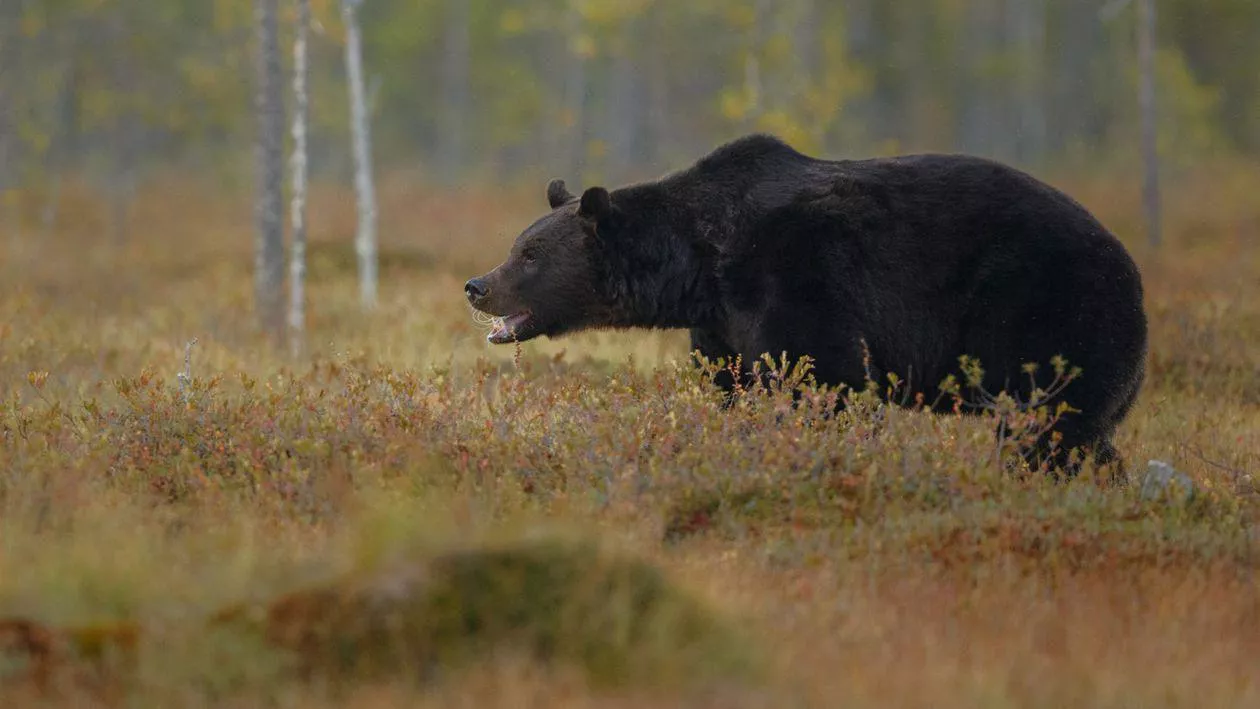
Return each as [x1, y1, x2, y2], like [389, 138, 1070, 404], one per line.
[220, 539, 754, 690]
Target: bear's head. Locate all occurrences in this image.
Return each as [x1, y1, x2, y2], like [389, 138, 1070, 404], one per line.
[464, 179, 622, 344]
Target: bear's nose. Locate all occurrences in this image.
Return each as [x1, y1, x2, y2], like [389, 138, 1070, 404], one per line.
[464, 278, 490, 303]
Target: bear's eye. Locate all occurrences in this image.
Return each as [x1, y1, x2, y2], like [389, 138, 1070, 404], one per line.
[522, 249, 539, 264]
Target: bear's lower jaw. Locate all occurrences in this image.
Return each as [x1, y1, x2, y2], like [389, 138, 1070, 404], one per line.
[487, 312, 538, 344]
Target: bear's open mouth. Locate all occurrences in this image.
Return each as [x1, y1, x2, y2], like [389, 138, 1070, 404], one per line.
[485, 311, 536, 344]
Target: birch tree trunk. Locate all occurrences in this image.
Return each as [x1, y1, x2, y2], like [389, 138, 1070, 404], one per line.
[254, 0, 286, 338]
[794, 0, 822, 148]
[1008, 0, 1048, 165]
[107, 15, 138, 247]
[742, 0, 772, 132]
[438, 0, 470, 179]
[958, 0, 1000, 157]
[0, 6, 21, 252]
[108, 134, 137, 246]
[644, 5, 671, 169]
[1137, 0, 1162, 247]
[845, 0, 888, 147]
[0, 93, 17, 253]
[343, 0, 377, 311]
[39, 58, 75, 234]
[0, 125, 16, 254]
[562, 5, 587, 181]
[1051, 0, 1102, 156]
[289, 0, 310, 357]
[607, 17, 643, 183]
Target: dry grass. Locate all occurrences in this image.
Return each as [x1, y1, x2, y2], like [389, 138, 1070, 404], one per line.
[0, 162, 1258, 708]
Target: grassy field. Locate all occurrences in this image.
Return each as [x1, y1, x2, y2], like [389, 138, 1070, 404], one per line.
[1, 163, 1258, 708]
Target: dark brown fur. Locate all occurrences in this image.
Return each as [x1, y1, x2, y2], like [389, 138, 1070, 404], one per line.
[466, 134, 1148, 474]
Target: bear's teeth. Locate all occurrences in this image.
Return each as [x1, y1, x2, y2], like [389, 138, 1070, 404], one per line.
[492, 322, 510, 339]
[486, 312, 531, 343]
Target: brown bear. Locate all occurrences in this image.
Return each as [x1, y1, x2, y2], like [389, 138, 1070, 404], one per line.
[464, 134, 1148, 475]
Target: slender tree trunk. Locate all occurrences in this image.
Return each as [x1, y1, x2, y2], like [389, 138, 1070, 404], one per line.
[41, 57, 78, 234]
[289, 0, 311, 357]
[796, 0, 820, 80]
[107, 16, 138, 247]
[742, 0, 772, 132]
[0, 85, 11, 196]
[0, 6, 21, 251]
[1048, 0, 1098, 155]
[644, 5, 671, 168]
[0, 145, 16, 253]
[254, 0, 286, 337]
[0, 95, 17, 252]
[343, 0, 377, 310]
[886, 5, 923, 147]
[438, 0, 470, 179]
[845, 0, 889, 148]
[109, 113, 138, 247]
[958, 0, 997, 156]
[562, 5, 587, 180]
[1137, 0, 1161, 247]
[607, 17, 643, 182]
[794, 0, 822, 148]
[40, 175, 60, 233]
[1009, 0, 1048, 165]
[1059, 0, 1108, 151]
[108, 173, 135, 246]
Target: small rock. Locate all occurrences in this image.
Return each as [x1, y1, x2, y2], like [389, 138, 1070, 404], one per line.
[1139, 460, 1197, 503]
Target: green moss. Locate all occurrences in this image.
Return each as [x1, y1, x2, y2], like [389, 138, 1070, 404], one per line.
[228, 540, 755, 690]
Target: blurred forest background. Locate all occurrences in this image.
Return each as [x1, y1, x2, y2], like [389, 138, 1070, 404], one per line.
[2, 4, 1259, 705]
[1, 0, 1258, 206]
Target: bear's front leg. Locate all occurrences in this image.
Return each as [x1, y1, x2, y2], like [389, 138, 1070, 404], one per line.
[688, 327, 744, 406]
[739, 311, 880, 412]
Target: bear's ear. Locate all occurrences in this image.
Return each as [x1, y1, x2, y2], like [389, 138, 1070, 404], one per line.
[578, 186, 612, 223]
[546, 178, 573, 209]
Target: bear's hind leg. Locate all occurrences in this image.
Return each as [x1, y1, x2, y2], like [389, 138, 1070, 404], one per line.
[1016, 420, 1125, 483]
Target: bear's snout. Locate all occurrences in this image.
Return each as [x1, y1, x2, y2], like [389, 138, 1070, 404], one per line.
[464, 277, 491, 305]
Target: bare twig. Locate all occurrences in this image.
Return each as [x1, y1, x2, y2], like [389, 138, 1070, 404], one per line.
[1181, 442, 1250, 485]
[177, 337, 199, 406]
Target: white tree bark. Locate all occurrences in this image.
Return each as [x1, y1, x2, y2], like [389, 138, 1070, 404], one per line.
[342, 0, 377, 310]
[289, 0, 311, 357]
[255, 0, 287, 337]
[1137, 0, 1162, 247]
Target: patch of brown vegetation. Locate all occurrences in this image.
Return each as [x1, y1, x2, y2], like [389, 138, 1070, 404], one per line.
[0, 164, 1257, 706]
[0, 618, 138, 705]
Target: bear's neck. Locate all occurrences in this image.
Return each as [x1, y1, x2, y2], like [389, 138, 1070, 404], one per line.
[614, 250, 720, 332]
[606, 136, 823, 333]
[604, 182, 736, 332]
